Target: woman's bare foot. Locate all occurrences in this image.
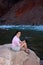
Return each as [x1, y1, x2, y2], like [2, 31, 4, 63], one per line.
[25, 49, 29, 54]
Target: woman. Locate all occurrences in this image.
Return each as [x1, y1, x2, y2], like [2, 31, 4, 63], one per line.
[11, 31, 29, 53]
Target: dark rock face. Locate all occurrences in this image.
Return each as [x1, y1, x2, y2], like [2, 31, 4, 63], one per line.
[0, 0, 21, 17]
[0, 0, 43, 25]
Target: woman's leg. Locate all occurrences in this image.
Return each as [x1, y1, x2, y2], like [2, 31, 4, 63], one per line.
[20, 42, 29, 52]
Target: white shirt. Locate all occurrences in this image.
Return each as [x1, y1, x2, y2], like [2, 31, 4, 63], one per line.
[12, 36, 21, 48]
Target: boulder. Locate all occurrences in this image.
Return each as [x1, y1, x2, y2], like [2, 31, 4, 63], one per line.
[0, 44, 40, 65]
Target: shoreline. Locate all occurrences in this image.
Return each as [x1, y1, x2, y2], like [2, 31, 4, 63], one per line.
[40, 60, 43, 65]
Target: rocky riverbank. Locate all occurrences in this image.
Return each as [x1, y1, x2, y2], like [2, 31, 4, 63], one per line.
[0, 44, 40, 65]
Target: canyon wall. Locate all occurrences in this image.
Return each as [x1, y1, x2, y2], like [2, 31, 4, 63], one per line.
[0, 0, 43, 25]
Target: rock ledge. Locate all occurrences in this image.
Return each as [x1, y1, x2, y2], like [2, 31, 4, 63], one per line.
[0, 44, 40, 65]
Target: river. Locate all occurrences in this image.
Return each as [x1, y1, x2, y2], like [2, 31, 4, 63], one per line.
[0, 25, 43, 60]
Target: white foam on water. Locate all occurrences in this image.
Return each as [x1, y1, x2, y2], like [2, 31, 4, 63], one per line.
[0, 25, 43, 31]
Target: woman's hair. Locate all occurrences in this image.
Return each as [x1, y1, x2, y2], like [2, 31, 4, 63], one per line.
[22, 37, 28, 43]
[25, 39, 28, 43]
[14, 30, 21, 35]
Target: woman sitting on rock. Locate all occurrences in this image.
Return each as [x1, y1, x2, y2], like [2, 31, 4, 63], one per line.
[11, 31, 29, 53]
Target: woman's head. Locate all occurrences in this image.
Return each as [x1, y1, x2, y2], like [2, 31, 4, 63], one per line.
[15, 31, 21, 38]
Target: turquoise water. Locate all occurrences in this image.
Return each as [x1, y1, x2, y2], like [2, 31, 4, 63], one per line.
[0, 25, 43, 59]
[0, 25, 43, 31]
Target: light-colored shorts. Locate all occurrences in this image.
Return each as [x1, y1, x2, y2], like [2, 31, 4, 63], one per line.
[11, 46, 20, 52]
